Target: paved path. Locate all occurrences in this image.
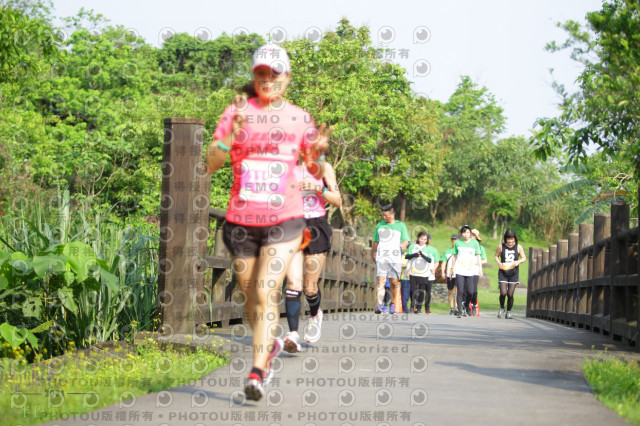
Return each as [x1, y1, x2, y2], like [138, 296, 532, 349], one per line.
[47, 310, 638, 426]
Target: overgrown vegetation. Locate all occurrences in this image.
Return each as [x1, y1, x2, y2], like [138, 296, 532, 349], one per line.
[0, 337, 227, 425]
[582, 354, 640, 424]
[0, 189, 159, 361]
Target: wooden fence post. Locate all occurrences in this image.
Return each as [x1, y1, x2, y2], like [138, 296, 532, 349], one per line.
[592, 213, 610, 333]
[548, 245, 557, 321]
[328, 228, 343, 313]
[542, 250, 549, 316]
[363, 246, 372, 310]
[610, 201, 629, 341]
[158, 118, 209, 334]
[567, 233, 579, 325]
[637, 184, 640, 351]
[556, 240, 568, 323]
[527, 247, 535, 317]
[577, 223, 593, 329]
[531, 247, 543, 316]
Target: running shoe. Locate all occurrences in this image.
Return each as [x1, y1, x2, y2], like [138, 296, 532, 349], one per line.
[389, 303, 396, 314]
[283, 331, 301, 353]
[263, 337, 283, 386]
[244, 373, 265, 401]
[472, 306, 478, 316]
[375, 305, 383, 314]
[381, 305, 389, 313]
[456, 307, 462, 318]
[449, 308, 455, 316]
[497, 308, 505, 318]
[505, 311, 513, 319]
[304, 310, 323, 343]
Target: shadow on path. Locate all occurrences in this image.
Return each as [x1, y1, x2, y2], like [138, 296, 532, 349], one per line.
[436, 361, 590, 392]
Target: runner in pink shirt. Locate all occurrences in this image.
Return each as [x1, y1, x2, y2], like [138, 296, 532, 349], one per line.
[283, 161, 341, 353]
[205, 44, 332, 402]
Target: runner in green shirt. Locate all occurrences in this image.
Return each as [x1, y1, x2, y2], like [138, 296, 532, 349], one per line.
[442, 234, 459, 315]
[423, 234, 440, 314]
[371, 206, 410, 314]
[469, 229, 488, 316]
[404, 232, 435, 314]
[450, 225, 482, 317]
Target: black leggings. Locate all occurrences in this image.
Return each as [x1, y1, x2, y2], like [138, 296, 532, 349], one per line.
[410, 276, 432, 311]
[499, 282, 517, 311]
[471, 275, 479, 305]
[455, 275, 475, 310]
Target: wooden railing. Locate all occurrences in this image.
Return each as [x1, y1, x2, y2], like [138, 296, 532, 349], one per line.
[204, 208, 377, 328]
[157, 118, 376, 333]
[527, 200, 639, 351]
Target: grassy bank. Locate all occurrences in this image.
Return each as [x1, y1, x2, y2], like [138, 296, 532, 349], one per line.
[0, 338, 227, 425]
[583, 354, 640, 425]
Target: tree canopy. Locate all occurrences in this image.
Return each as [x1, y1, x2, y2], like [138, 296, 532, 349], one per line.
[0, 8, 603, 242]
[532, 0, 639, 217]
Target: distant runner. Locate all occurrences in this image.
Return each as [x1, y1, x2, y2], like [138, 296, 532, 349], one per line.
[371, 206, 410, 314]
[494, 229, 527, 319]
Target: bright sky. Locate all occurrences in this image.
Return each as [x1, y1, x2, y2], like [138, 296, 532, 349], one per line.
[52, 0, 603, 139]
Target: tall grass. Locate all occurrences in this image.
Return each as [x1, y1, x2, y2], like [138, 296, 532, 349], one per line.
[583, 354, 640, 424]
[0, 189, 159, 360]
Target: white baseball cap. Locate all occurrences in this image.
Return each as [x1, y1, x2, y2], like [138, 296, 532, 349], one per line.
[251, 44, 291, 74]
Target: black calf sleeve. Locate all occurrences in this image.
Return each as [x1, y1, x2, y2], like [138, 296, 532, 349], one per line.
[285, 289, 302, 332]
[305, 291, 321, 317]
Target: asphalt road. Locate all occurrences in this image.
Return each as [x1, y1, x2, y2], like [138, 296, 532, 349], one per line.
[45, 309, 638, 426]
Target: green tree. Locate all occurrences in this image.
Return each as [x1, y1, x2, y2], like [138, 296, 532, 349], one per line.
[533, 0, 639, 180]
[284, 19, 443, 226]
[156, 32, 263, 93]
[540, 152, 637, 222]
[0, 2, 58, 84]
[428, 76, 505, 225]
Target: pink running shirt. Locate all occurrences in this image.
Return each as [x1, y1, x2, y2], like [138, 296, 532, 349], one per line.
[293, 166, 327, 219]
[213, 97, 317, 226]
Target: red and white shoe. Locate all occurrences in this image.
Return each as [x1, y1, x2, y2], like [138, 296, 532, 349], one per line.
[263, 337, 283, 385]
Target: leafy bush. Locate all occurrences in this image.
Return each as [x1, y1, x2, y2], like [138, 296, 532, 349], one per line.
[0, 190, 159, 361]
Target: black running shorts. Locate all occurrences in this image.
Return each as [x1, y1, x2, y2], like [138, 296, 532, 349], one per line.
[303, 216, 333, 255]
[498, 268, 520, 284]
[222, 217, 306, 258]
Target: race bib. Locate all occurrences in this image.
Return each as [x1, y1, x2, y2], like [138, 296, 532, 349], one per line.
[238, 159, 288, 203]
[459, 256, 474, 268]
[411, 258, 429, 275]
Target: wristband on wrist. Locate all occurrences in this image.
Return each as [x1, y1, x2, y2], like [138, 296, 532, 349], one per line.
[317, 187, 327, 197]
[217, 140, 231, 152]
